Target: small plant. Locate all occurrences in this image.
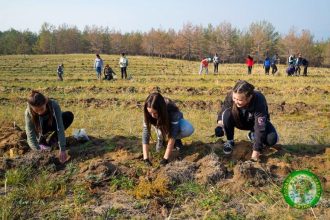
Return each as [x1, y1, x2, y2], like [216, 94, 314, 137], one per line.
[110, 175, 135, 191]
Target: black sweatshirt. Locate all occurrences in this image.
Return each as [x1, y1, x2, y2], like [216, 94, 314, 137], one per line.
[218, 91, 270, 150]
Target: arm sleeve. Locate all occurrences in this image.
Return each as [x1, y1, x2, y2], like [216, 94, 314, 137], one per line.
[169, 111, 183, 139]
[142, 121, 151, 145]
[253, 100, 268, 151]
[52, 101, 66, 152]
[217, 92, 233, 122]
[25, 109, 40, 150]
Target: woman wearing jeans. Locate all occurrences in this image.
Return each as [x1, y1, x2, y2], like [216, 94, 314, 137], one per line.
[142, 92, 194, 166]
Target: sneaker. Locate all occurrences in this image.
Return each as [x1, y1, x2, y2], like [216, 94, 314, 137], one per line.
[223, 140, 234, 154]
[155, 139, 164, 152]
[247, 131, 255, 143]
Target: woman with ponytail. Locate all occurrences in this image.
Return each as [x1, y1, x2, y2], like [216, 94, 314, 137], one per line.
[25, 90, 74, 163]
[215, 80, 278, 161]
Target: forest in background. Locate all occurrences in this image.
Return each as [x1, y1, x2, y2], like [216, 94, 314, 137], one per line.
[1, 21, 330, 66]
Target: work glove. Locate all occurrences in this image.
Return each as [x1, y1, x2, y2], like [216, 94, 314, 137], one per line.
[215, 126, 224, 137]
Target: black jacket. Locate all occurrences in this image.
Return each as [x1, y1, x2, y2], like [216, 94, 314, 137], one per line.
[218, 91, 270, 150]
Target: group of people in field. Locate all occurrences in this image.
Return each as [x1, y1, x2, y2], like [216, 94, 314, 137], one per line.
[94, 53, 129, 80]
[199, 53, 220, 74]
[56, 53, 129, 81]
[286, 53, 309, 76]
[25, 80, 278, 164]
[199, 52, 309, 76]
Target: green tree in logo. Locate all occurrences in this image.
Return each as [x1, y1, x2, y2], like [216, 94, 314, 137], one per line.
[292, 177, 313, 204]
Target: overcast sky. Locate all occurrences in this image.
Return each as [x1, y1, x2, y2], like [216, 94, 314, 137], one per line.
[1, 0, 329, 41]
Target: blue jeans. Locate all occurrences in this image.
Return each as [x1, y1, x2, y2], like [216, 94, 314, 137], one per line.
[156, 119, 194, 140]
[96, 67, 102, 78]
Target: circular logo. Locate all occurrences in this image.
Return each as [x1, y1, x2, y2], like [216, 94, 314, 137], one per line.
[282, 170, 323, 209]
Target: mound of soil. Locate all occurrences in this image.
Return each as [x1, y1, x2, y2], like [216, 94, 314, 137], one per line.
[0, 123, 29, 157]
[160, 160, 197, 184]
[1, 151, 63, 171]
[231, 161, 271, 191]
[80, 158, 119, 188]
[195, 153, 227, 184]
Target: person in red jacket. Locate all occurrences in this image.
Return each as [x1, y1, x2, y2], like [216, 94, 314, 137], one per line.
[246, 55, 254, 74]
[199, 57, 209, 75]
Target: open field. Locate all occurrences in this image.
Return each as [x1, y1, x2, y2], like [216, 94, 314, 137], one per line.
[0, 54, 330, 219]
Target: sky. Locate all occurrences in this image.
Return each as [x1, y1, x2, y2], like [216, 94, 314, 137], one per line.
[0, 0, 329, 41]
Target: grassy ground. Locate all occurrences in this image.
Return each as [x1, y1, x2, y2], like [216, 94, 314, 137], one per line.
[0, 54, 329, 219]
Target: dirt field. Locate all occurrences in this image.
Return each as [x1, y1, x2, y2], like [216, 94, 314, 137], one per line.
[0, 54, 329, 219]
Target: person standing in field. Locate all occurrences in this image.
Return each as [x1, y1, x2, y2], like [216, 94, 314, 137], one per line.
[246, 55, 254, 74]
[119, 53, 128, 79]
[263, 56, 271, 75]
[94, 54, 103, 80]
[294, 53, 303, 76]
[214, 80, 278, 161]
[57, 64, 64, 81]
[271, 53, 279, 75]
[25, 90, 74, 163]
[288, 54, 295, 65]
[213, 53, 220, 73]
[301, 57, 309, 76]
[142, 92, 194, 166]
[199, 57, 209, 75]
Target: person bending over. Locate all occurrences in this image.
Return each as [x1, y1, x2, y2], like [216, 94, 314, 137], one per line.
[25, 90, 74, 163]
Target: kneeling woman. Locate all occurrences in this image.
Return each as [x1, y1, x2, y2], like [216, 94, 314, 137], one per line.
[215, 80, 278, 161]
[25, 91, 74, 163]
[142, 92, 194, 166]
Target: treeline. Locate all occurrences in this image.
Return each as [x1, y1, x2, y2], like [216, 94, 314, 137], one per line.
[1, 21, 330, 66]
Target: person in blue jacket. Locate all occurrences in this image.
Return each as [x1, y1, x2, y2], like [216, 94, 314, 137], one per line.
[263, 56, 271, 75]
[214, 80, 278, 161]
[142, 91, 194, 166]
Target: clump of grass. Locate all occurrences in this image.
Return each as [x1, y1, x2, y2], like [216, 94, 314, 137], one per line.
[133, 176, 169, 199]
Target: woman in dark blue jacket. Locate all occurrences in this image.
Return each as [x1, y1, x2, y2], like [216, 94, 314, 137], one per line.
[215, 80, 278, 161]
[142, 92, 194, 166]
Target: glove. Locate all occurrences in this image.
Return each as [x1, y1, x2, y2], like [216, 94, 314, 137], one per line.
[144, 158, 152, 166]
[215, 126, 224, 137]
[160, 158, 169, 166]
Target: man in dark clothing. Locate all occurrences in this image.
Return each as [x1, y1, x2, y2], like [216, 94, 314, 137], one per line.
[302, 58, 309, 76]
[271, 54, 279, 75]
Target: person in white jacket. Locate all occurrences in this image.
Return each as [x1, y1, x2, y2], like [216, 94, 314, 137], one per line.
[119, 53, 128, 79]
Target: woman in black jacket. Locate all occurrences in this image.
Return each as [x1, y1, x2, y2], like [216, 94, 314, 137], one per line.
[215, 80, 278, 161]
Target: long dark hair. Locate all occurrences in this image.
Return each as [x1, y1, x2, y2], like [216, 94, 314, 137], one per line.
[144, 92, 170, 139]
[231, 80, 255, 127]
[27, 90, 53, 133]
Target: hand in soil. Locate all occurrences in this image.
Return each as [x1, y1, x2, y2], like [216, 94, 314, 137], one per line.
[59, 151, 68, 163]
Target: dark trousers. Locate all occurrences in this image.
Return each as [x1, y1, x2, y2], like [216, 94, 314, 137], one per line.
[295, 66, 301, 75]
[57, 73, 63, 81]
[121, 67, 127, 79]
[40, 111, 74, 144]
[303, 65, 308, 76]
[271, 64, 277, 74]
[222, 109, 278, 150]
[214, 63, 219, 73]
[248, 66, 252, 74]
[265, 66, 270, 74]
